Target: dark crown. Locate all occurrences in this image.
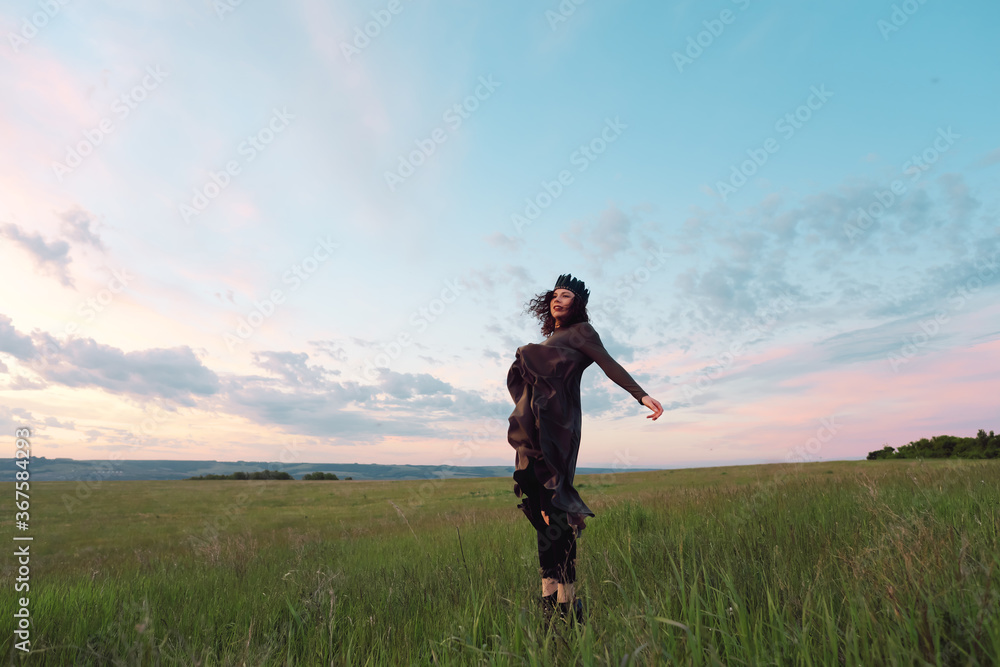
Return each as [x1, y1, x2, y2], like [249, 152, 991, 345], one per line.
[553, 273, 590, 306]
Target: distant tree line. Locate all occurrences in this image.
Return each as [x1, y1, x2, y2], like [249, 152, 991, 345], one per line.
[187, 469, 293, 480]
[302, 472, 343, 480]
[868, 429, 999, 460]
[186, 469, 355, 480]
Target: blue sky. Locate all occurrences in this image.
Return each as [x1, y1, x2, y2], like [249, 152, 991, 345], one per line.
[1, 0, 998, 469]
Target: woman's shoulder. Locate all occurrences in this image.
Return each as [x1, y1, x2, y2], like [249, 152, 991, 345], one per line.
[564, 320, 601, 343]
[548, 320, 597, 341]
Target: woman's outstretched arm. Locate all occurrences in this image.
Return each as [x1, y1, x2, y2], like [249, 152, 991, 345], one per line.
[568, 322, 663, 420]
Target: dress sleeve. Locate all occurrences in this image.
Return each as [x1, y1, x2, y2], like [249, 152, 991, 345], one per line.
[568, 322, 648, 405]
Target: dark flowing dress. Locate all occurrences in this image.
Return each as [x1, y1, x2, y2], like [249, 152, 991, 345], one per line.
[506, 321, 648, 530]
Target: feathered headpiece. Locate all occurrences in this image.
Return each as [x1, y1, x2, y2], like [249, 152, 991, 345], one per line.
[553, 273, 590, 306]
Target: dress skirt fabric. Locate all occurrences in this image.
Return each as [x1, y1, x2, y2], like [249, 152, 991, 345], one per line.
[507, 340, 593, 528]
[506, 321, 649, 534]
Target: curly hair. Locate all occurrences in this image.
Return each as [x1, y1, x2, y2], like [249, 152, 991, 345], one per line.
[523, 287, 590, 338]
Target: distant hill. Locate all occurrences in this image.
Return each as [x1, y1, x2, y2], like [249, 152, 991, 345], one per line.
[7, 457, 655, 482]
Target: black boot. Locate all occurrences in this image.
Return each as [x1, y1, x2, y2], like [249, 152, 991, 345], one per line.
[541, 592, 557, 623]
[559, 598, 584, 623]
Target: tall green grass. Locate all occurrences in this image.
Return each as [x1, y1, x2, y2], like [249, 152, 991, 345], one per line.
[2, 459, 998, 665]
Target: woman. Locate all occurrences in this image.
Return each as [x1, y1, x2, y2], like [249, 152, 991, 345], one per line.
[506, 273, 663, 623]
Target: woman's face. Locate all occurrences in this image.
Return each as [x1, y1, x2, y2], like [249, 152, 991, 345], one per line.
[550, 289, 574, 321]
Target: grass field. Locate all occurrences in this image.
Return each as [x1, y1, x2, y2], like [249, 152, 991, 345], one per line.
[2, 459, 999, 665]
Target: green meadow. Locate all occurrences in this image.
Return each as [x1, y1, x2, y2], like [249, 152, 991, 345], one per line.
[2, 459, 998, 665]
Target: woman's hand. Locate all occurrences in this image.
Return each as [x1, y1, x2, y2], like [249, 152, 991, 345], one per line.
[641, 395, 663, 420]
